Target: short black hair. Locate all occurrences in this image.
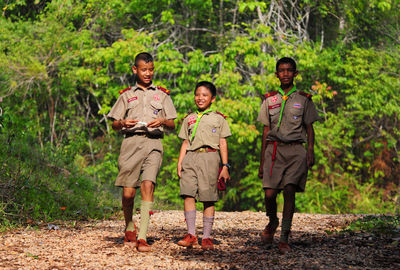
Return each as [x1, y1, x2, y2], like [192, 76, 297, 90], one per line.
[134, 52, 153, 66]
[194, 81, 217, 97]
[276, 57, 297, 71]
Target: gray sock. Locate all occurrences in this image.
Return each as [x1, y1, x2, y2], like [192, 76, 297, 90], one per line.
[184, 210, 196, 236]
[280, 218, 292, 243]
[202, 216, 215, 239]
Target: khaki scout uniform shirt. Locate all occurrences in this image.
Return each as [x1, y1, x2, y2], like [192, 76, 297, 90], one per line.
[178, 111, 231, 150]
[107, 83, 177, 135]
[107, 83, 177, 187]
[257, 91, 319, 142]
[178, 110, 231, 202]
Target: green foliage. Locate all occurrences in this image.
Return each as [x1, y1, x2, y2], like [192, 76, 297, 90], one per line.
[0, 0, 399, 229]
[345, 215, 400, 235]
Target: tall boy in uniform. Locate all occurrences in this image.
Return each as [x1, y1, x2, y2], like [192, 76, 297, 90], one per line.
[108, 52, 177, 252]
[176, 81, 231, 250]
[257, 57, 319, 254]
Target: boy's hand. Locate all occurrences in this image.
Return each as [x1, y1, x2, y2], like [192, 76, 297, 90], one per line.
[177, 162, 182, 178]
[147, 118, 165, 128]
[122, 119, 138, 128]
[218, 166, 230, 182]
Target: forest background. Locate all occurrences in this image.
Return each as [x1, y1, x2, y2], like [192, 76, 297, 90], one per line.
[0, 0, 399, 228]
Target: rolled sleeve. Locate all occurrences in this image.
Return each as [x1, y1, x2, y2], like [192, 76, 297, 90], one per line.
[107, 96, 126, 121]
[303, 99, 320, 125]
[163, 95, 178, 120]
[178, 117, 189, 140]
[257, 100, 270, 126]
[220, 118, 231, 138]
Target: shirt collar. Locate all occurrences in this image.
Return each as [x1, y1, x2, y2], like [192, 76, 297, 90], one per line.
[133, 82, 156, 91]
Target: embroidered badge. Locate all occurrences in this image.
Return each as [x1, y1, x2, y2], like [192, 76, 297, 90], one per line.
[293, 116, 299, 120]
[188, 116, 197, 126]
[212, 128, 216, 133]
[268, 103, 282, 110]
[128, 97, 138, 103]
[153, 94, 160, 101]
[153, 110, 159, 115]
[293, 103, 301, 108]
[271, 96, 278, 103]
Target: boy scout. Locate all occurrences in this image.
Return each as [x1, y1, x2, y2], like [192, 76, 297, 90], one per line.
[108, 52, 177, 252]
[176, 81, 231, 250]
[257, 57, 319, 254]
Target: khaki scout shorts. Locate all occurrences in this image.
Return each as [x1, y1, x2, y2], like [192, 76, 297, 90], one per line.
[115, 136, 163, 188]
[180, 151, 220, 202]
[263, 143, 308, 192]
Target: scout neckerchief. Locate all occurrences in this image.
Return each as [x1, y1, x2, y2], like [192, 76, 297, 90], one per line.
[270, 85, 297, 177]
[190, 108, 212, 141]
[277, 85, 297, 129]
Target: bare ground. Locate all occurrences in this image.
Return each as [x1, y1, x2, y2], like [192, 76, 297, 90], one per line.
[1, 211, 399, 269]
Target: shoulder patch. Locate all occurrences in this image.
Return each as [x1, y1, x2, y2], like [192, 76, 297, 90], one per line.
[119, 86, 131, 95]
[264, 91, 278, 98]
[157, 86, 171, 95]
[216, 111, 227, 118]
[299, 91, 312, 100]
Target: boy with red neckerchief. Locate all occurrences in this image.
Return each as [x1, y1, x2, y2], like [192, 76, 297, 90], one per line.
[257, 57, 319, 253]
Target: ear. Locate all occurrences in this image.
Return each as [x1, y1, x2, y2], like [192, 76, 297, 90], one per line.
[294, 71, 298, 77]
[132, 65, 137, 75]
[275, 71, 279, 78]
[211, 96, 217, 104]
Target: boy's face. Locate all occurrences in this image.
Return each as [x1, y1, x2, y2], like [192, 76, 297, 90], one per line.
[275, 63, 298, 87]
[194, 86, 216, 111]
[132, 60, 154, 87]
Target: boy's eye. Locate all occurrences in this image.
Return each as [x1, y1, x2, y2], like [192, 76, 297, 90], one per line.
[278, 68, 295, 73]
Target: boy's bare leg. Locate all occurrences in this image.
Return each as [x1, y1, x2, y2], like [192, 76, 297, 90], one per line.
[280, 184, 296, 244]
[261, 188, 279, 244]
[122, 187, 136, 229]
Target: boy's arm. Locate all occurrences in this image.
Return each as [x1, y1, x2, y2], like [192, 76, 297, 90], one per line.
[177, 139, 189, 178]
[147, 118, 175, 129]
[112, 119, 138, 131]
[218, 137, 230, 182]
[306, 123, 315, 168]
[258, 125, 269, 179]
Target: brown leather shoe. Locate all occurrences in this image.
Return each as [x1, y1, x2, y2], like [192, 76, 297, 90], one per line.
[201, 238, 214, 250]
[137, 239, 151, 252]
[261, 223, 278, 244]
[278, 242, 291, 254]
[177, 234, 198, 247]
[124, 225, 137, 247]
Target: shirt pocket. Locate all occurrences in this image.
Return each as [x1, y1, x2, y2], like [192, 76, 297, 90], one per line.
[201, 122, 220, 145]
[149, 100, 163, 118]
[126, 99, 140, 119]
[268, 107, 281, 125]
[288, 106, 304, 126]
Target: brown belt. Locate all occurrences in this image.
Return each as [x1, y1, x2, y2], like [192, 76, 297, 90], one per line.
[191, 147, 217, 153]
[267, 141, 302, 176]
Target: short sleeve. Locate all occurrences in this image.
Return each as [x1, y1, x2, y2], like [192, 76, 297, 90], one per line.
[220, 118, 231, 138]
[178, 117, 189, 140]
[257, 100, 270, 126]
[303, 99, 320, 125]
[163, 95, 178, 120]
[107, 95, 127, 121]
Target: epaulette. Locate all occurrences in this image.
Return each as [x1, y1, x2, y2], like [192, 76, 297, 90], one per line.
[299, 91, 312, 100]
[264, 91, 278, 98]
[119, 86, 131, 95]
[157, 86, 170, 95]
[216, 111, 227, 118]
[183, 112, 192, 119]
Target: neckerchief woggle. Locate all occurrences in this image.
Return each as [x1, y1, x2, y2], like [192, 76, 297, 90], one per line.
[277, 85, 297, 129]
[190, 108, 212, 141]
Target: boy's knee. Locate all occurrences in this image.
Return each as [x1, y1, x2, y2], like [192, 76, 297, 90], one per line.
[122, 187, 136, 200]
[283, 184, 296, 196]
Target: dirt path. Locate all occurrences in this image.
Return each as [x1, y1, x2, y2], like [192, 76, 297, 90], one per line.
[1, 211, 399, 269]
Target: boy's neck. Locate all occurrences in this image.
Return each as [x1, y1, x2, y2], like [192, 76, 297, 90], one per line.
[197, 106, 212, 112]
[280, 83, 295, 94]
[137, 81, 152, 89]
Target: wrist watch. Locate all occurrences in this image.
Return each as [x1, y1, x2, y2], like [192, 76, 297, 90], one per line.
[222, 163, 231, 169]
